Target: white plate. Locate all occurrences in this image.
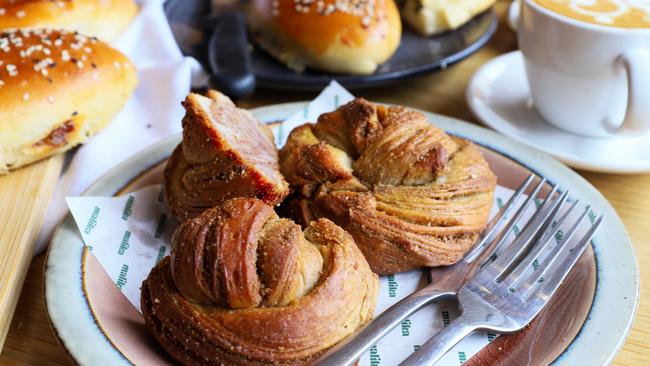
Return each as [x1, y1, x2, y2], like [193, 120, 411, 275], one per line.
[45, 102, 638, 365]
[467, 50, 650, 173]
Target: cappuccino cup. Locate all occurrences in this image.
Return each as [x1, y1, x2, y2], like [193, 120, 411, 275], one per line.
[518, 0, 650, 137]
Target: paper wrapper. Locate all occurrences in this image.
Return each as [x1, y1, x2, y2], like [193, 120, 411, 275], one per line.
[66, 82, 589, 365]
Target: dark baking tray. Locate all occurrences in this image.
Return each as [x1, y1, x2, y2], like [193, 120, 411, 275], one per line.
[164, 0, 497, 91]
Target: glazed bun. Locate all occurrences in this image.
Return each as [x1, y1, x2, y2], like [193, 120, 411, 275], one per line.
[0, 28, 138, 174]
[247, 0, 401, 75]
[0, 0, 138, 41]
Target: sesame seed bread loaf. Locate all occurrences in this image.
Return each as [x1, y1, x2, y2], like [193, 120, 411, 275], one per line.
[0, 28, 137, 174]
[0, 0, 138, 41]
[246, 0, 401, 75]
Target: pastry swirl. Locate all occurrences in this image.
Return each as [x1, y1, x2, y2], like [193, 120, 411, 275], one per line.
[141, 198, 378, 366]
[165, 91, 289, 221]
[279, 98, 497, 274]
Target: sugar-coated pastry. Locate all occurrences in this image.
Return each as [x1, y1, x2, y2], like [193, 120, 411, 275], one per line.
[247, 0, 402, 75]
[0, 0, 137, 41]
[399, 0, 496, 36]
[0, 28, 137, 174]
[279, 98, 497, 274]
[141, 198, 378, 366]
[165, 90, 289, 221]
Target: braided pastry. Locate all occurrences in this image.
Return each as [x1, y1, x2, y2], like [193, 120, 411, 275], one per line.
[165, 90, 289, 221]
[279, 98, 497, 274]
[141, 198, 378, 366]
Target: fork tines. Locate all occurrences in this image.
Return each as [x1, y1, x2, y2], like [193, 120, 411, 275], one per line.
[467, 173, 603, 295]
[466, 174, 603, 295]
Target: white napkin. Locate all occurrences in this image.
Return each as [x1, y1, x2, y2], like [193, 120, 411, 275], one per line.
[35, 0, 207, 254]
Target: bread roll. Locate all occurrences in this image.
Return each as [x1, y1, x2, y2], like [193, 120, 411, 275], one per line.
[247, 0, 402, 75]
[279, 98, 497, 274]
[0, 0, 137, 41]
[142, 198, 378, 366]
[0, 28, 137, 174]
[165, 90, 290, 221]
[399, 0, 496, 36]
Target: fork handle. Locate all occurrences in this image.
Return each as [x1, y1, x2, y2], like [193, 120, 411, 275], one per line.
[399, 313, 477, 366]
[312, 285, 455, 366]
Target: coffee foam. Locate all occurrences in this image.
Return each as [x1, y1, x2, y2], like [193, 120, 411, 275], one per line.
[535, 0, 650, 28]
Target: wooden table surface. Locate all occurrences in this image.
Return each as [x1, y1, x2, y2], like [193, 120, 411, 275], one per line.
[1, 2, 648, 365]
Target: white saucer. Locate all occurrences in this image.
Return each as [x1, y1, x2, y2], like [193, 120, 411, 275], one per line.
[467, 51, 650, 174]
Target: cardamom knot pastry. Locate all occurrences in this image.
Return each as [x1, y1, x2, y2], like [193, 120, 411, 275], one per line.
[0, 28, 137, 174]
[398, 0, 496, 36]
[278, 98, 497, 274]
[246, 0, 401, 75]
[165, 90, 289, 221]
[141, 197, 379, 366]
[0, 0, 138, 41]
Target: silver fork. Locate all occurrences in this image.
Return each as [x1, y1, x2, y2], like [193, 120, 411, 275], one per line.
[399, 194, 603, 365]
[314, 174, 596, 366]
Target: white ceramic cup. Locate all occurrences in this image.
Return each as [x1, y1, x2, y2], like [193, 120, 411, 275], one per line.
[517, 0, 650, 137]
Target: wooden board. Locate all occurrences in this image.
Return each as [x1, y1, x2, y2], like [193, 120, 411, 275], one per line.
[0, 156, 63, 350]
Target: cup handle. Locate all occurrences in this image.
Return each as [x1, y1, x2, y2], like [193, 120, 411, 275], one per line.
[617, 50, 650, 135]
[508, 0, 521, 32]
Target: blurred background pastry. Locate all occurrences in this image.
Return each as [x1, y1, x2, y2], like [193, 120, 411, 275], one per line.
[0, 28, 137, 174]
[279, 98, 497, 274]
[142, 197, 378, 366]
[165, 90, 289, 221]
[399, 0, 496, 35]
[246, 0, 402, 75]
[0, 0, 138, 41]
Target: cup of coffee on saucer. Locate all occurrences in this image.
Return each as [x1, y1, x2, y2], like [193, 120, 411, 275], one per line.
[518, 0, 650, 137]
[466, 0, 650, 173]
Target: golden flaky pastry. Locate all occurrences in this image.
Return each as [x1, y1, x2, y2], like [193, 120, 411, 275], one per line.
[165, 90, 289, 221]
[141, 198, 378, 366]
[279, 98, 497, 274]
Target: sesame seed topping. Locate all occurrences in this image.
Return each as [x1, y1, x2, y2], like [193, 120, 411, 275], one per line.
[280, 0, 378, 25]
[0, 8, 5, 16]
[16, 10, 25, 18]
[23, 92, 29, 100]
[6, 64, 17, 76]
[0, 28, 106, 85]
[113, 61, 121, 69]
[0, 80, 4, 87]
[48, 96, 55, 103]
